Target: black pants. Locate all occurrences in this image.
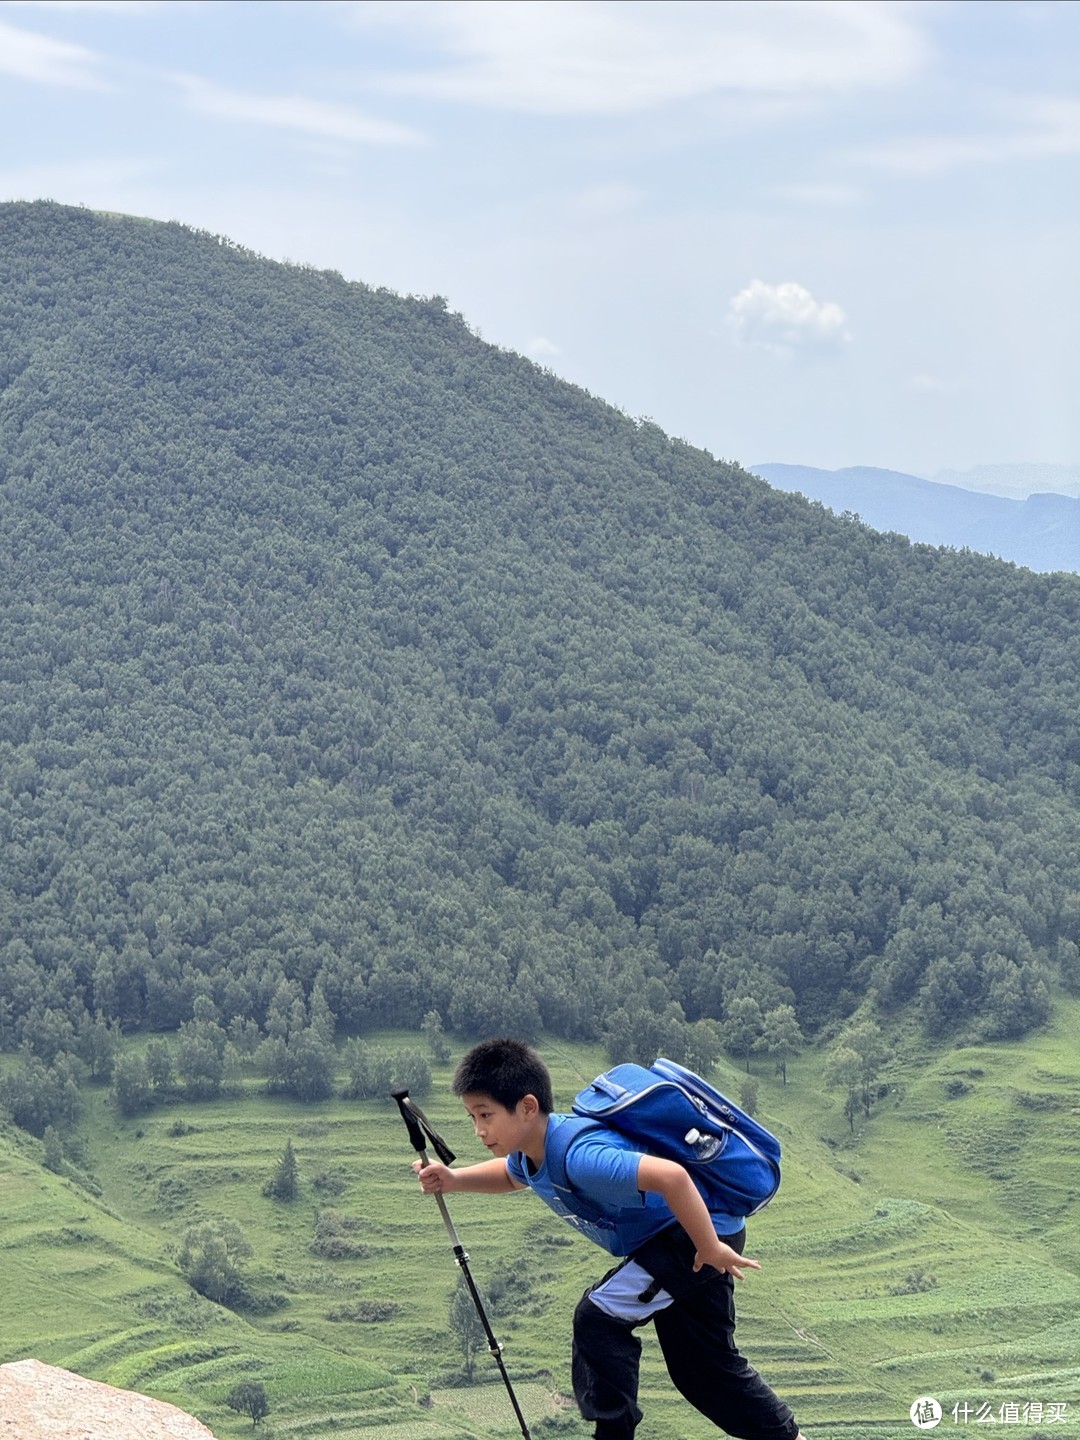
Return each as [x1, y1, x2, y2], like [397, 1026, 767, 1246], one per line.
[571, 1226, 800, 1440]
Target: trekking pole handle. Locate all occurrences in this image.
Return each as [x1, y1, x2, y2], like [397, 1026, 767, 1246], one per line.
[393, 1088, 465, 1247]
[392, 1088, 456, 1164]
[391, 1087, 427, 1154]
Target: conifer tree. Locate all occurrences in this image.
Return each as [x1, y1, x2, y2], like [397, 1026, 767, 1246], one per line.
[264, 1139, 299, 1201]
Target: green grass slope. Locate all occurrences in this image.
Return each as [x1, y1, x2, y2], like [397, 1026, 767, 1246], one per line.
[3, 1026, 1078, 1439]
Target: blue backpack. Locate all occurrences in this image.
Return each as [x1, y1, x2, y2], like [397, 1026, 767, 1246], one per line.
[547, 1058, 781, 1219]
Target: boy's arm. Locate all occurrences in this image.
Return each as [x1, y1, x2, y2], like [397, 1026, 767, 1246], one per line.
[414, 1157, 525, 1195]
[636, 1154, 761, 1282]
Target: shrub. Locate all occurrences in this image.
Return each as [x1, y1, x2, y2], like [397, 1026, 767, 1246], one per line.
[176, 1218, 253, 1306]
[311, 1209, 371, 1260]
[312, 1169, 347, 1194]
[887, 1268, 938, 1296]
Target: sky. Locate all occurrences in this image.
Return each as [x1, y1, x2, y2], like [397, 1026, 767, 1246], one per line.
[1, 0, 1079, 480]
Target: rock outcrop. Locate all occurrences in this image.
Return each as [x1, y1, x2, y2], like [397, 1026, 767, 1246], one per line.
[0, 1358, 217, 1439]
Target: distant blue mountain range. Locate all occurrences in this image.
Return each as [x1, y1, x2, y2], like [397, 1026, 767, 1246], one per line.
[751, 464, 1080, 575]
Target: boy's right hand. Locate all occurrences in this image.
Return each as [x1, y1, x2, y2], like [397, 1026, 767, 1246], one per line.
[693, 1235, 761, 1281]
[413, 1158, 456, 1194]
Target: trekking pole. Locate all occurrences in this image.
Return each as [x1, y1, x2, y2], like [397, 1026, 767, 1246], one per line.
[391, 1087, 532, 1440]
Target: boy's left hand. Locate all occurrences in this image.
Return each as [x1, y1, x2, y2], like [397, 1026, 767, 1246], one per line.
[693, 1238, 761, 1282]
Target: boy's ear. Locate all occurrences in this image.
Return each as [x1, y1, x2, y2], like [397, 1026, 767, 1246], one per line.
[518, 1092, 541, 1118]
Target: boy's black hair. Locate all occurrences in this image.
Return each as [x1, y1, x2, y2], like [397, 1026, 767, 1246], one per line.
[452, 1037, 554, 1114]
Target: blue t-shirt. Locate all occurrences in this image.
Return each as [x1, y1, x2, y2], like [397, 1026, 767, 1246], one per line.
[506, 1113, 746, 1257]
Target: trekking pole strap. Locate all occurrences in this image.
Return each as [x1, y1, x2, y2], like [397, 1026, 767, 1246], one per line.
[391, 1089, 456, 1165]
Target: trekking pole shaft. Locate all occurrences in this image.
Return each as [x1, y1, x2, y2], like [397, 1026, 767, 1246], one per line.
[453, 1239, 532, 1439]
[391, 1089, 531, 1439]
[417, 1142, 465, 1250]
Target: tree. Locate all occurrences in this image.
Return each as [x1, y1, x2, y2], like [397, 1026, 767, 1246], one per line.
[257, 1035, 290, 1093]
[145, 1037, 174, 1093]
[1059, 939, 1080, 996]
[74, 1011, 119, 1081]
[285, 1028, 336, 1102]
[260, 1028, 336, 1101]
[341, 1041, 431, 1100]
[842, 1020, 890, 1116]
[421, 1009, 451, 1064]
[720, 996, 764, 1073]
[177, 1014, 227, 1100]
[42, 1124, 65, 1173]
[825, 1020, 890, 1129]
[308, 985, 336, 1046]
[228, 1016, 262, 1066]
[342, 1040, 391, 1099]
[389, 1047, 432, 1098]
[265, 978, 304, 1041]
[917, 952, 982, 1039]
[603, 983, 687, 1066]
[0, 1054, 82, 1136]
[449, 1278, 487, 1381]
[0, 996, 14, 1052]
[824, 1044, 862, 1133]
[226, 1380, 270, 1426]
[264, 1139, 299, 1201]
[981, 956, 1052, 1040]
[682, 1018, 723, 1077]
[176, 1218, 252, 1306]
[112, 1053, 154, 1117]
[759, 1005, 804, 1085]
[21, 1006, 76, 1067]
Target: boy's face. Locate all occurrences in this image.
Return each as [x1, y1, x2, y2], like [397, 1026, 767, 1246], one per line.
[460, 1091, 537, 1157]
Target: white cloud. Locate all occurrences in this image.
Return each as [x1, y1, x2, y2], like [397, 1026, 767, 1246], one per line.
[848, 94, 1080, 175]
[0, 16, 109, 87]
[351, 0, 928, 116]
[727, 279, 851, 358]
[526, 335, 561, 357]
[176, 76, 424, 147]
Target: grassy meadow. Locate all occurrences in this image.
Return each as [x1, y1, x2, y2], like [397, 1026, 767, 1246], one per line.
[2, 1011, 1079, 1440]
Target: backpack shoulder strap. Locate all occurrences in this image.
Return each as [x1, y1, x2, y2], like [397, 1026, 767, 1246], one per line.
[544, 1113, 602, 1197]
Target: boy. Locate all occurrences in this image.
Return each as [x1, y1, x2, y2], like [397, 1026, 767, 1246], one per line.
[414, 1037, 805, 1440]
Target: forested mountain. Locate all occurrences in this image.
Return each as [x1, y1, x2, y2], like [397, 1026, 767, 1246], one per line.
[3, 201, 1080, 1087]
[753, 463, 1080, 574]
